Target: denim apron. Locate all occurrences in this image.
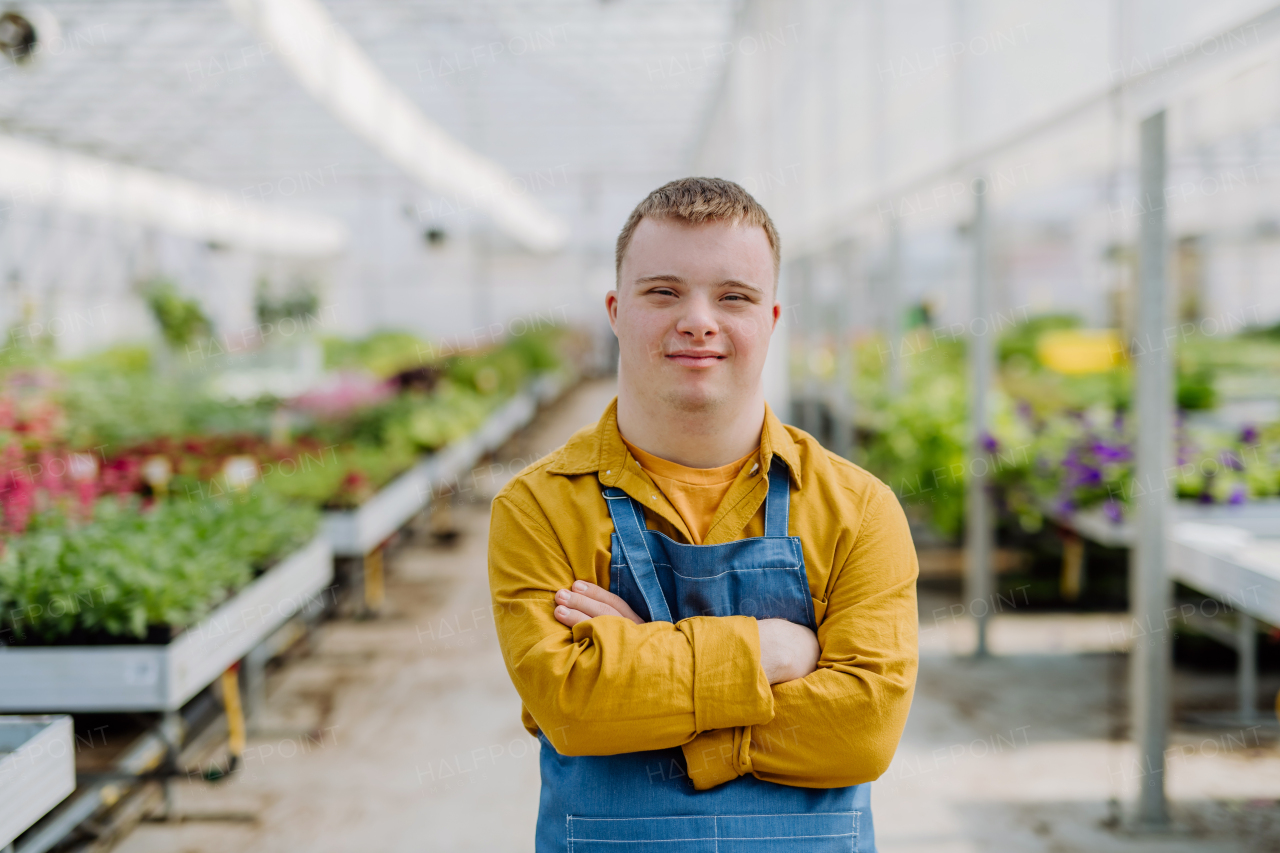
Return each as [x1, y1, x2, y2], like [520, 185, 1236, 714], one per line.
[536, 460, 875, 852]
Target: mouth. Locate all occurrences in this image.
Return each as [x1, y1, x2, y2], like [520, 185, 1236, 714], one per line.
[666, 350, 726, 368]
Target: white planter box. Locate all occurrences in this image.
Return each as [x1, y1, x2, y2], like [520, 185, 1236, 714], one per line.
[324, 378, 563, 557]
[0, 716, 75, 847]
[0, 536, 333, 713]
[421, 388, 540, 488]
[530, 369, 572, 404]
[323, 457, 435, 557]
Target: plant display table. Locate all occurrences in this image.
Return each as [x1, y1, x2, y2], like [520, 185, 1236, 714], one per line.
[1047, 500, 1280, 724]
[0, 716, 74, 849]
[0, 536, 332, 713]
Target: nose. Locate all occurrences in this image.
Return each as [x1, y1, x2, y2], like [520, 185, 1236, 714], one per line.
[674, 293, 718, 341]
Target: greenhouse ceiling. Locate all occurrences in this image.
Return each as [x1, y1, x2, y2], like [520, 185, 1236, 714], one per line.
[0, 0, 739, 250]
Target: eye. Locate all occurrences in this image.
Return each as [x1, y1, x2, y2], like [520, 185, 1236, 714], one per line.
[649, 287, 678, 297]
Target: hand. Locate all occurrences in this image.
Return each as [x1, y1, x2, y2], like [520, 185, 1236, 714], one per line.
[757, 618, 819, 684]
[552, 581, 645, 627]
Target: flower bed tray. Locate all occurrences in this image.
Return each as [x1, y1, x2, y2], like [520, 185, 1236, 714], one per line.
[323, 374, 569, 558]
[323, 456, 436, 558]
[0, 716, 74, 848]
[0, 536, 332, 713]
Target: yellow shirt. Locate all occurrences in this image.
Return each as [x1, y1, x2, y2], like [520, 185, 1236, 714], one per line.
[619, 437, 756, 545]
[487, 397, 918, 790]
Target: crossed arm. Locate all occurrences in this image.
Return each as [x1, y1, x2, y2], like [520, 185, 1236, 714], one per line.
[553, 581, 821, 685]
[488, 487, 918, 790]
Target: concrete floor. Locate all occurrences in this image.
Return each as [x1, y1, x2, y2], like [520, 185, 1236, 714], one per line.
[114, 378, 1280, 853]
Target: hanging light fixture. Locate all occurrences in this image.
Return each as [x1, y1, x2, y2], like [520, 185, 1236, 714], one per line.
[0, 4, 59, 65]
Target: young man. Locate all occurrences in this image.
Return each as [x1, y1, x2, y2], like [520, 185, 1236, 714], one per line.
[488, 178, 918, 852]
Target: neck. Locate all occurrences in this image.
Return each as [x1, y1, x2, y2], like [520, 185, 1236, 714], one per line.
[615, 380, 766, 469]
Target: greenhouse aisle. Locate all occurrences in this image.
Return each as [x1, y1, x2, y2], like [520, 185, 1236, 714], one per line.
[112, 378, 1280, 853]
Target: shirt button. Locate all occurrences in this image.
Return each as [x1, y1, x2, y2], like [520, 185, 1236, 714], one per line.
[605, 470, 611, 474]
[750, 463, 760, 475]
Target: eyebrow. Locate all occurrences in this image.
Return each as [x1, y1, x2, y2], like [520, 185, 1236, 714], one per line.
[721, 279, 765, 295]
[635, 275, 765, 295]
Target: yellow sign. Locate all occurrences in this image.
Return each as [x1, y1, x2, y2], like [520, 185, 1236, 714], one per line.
[1037, 329, 1125, 374]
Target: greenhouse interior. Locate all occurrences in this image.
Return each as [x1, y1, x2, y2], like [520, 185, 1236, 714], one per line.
[2, 0, 1280, 851]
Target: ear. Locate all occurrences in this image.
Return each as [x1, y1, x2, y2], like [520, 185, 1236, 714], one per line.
[606, 289, 619, 334]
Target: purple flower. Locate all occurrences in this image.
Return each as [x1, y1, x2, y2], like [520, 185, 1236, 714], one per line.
[1220, 451, 1244, 472]
[1198, 491, 1215, 504]
[1057, 497, 1076, 515]
[1092, 442, 1130, 463]
[981, 433, 999, 454]
[1241, 425, 1260, 445]
[1229, 485, 1248, 505]
[1071, 465, 1102, 487]
[1103, 499, 1123, 523]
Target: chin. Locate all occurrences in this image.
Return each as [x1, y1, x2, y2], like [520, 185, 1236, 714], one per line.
[660, 382, 726, 414]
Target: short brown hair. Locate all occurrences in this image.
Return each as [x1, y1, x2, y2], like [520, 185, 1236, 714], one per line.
[615, 177, 781, 283]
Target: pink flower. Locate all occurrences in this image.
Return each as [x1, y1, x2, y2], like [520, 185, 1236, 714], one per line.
[289, 372, 394, 420]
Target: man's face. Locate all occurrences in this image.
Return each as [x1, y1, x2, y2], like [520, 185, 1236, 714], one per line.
[608, 216, 779, 414]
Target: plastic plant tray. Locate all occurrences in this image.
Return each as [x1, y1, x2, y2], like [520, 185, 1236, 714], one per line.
[0, 536, 333, 713]
[0, 716, 75, 847]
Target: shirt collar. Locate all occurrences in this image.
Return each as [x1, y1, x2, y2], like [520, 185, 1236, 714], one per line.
[546, 395, 803, 488]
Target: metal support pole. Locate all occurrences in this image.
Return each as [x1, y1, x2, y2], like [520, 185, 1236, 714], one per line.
[1132, 108, 1172, 829]
[159, 710, 185, 819]
[1061, 533, 1085, 602]
[797, 257, 818, 432]
[965, 176, 994, 658]
[242, 642, 269, 724]
[1238, 613, 1258, 723]
[885, 218, 904, 396]
[363, 544, 385, 614]
[832, 241, 857, 460]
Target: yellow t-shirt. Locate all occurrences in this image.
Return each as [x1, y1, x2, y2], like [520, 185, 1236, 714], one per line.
[620, 438, 757, 545]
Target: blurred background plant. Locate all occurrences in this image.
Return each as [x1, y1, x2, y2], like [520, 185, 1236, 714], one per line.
[853, 312, 1280, 542]
[142, 278, 212, 350]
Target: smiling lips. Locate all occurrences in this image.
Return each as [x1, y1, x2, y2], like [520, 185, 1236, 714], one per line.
[667, 349, 726, 367]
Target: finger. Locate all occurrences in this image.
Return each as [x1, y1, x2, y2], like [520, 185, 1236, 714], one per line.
[554, 587, 621, 619]
[569, 581, 644, 624]
[553, 605, 591, 627]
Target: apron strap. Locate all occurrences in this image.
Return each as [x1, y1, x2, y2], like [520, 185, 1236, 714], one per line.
[602, 486, 674, 623]
[763, 458, 791, 537]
